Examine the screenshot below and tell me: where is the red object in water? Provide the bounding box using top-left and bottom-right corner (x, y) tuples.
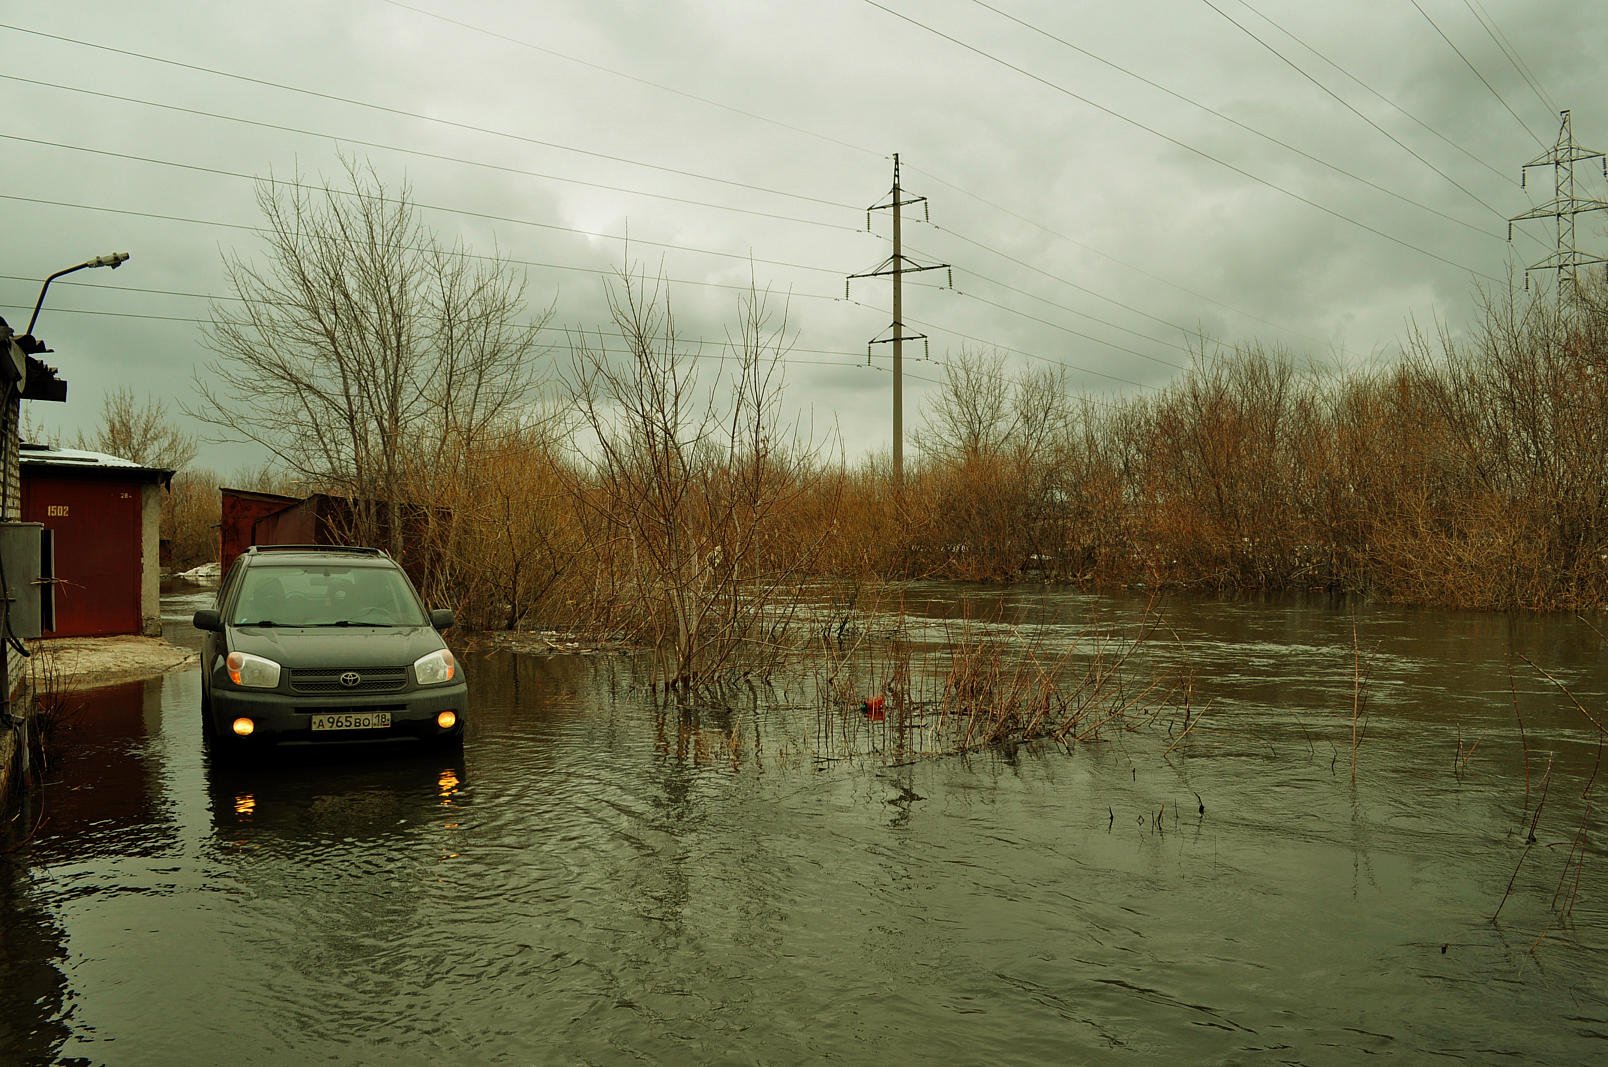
(861, 694), (886, 721)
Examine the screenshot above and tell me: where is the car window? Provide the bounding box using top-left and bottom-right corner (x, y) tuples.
(229, 564), (428, 627)
(216, 558), (244, 608)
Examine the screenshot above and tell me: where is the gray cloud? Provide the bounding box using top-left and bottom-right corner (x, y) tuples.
(4, 0), (1602, 471)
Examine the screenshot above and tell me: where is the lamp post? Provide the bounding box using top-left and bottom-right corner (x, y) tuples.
(25, 251), (130, 336)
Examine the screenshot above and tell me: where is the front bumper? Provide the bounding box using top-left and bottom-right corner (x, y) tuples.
(207, 671), (468, 745)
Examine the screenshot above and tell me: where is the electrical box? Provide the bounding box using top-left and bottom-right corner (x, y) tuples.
(0, 521), (54, 639)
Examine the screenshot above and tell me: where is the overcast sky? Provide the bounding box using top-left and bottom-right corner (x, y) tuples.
(4, 0), (1605, 473)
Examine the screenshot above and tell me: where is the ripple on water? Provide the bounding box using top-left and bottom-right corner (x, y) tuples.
(4, 594), (1607, 1063)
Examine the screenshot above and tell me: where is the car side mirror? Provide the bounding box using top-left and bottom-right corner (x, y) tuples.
(193, 608), (222, 632)
(429, 608), (455, 631)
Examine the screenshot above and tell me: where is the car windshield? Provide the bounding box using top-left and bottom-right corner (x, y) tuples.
(229, 564), (428, 627)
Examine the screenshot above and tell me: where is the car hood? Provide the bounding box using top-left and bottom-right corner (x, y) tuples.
(227, 625), (447, 669)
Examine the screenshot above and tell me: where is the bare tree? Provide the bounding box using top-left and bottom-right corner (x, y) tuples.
(193, 157), (549, 567)
(918, 347), (1013, 462)
(75, 387), (197, 470)
(565, 267), (828, 688)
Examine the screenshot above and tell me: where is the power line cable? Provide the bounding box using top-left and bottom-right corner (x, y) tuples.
(909, 228), (1218, 351)
(1198, 0), (1514, 223)
(900, 240), (1193, 366)
(0, 299), (887, 374)
(7, 73), (1229, 369)
(377, 0), (1360, 371)
(902, 308), (1158, 390)
(0, 75), (858, 234)
(1, 134), (849, 278)
(927, 253), (1197, 358)
(0, 193), (851, 302)
(1405, 0), (1546, 148)
(0, 22), (856, 213)
(2, 84), (1236, 376)
(902, 163), (1342, 354)
(845, 296), (1160, 390)
(947, 287), (1188, 371)
(0, 275), (883, 362)
(1466, 0), (1556, 115)
(2, 22), (1385, 379)
(971, 0), (1502, 238)
(387, 0), (1476, 373)
(859, 1), (1502, 283)
(1229, 0), (1514, 184)
(1, 192), (1187, 386)
(7, 71), (1237, 377)
(374, 0), (882, 160)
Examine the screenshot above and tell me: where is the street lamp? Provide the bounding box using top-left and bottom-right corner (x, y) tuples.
(25, 251), (131, 335)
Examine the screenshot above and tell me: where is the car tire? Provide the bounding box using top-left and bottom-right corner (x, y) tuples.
(201, 690), (217, 743)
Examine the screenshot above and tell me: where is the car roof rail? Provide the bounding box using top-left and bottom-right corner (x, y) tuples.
(244, 544), (391, 558)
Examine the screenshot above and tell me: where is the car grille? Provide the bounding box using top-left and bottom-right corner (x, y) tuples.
(289, 666), (409, 694)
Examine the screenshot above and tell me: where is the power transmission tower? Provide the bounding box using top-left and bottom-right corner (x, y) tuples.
(847, 154), (951, 484)
(1509, 109), (1608, 304)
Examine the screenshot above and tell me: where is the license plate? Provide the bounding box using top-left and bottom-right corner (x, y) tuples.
(311, 712), (393, 731)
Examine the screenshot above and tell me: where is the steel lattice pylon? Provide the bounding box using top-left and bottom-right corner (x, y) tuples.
(1510, 110), (1608, 302)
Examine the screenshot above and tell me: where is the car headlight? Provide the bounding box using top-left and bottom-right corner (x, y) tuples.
(226, 651), (282, 688)
(414, 648), (456, 686)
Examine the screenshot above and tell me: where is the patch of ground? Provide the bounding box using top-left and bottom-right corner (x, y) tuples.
(28, 636), (197, 692)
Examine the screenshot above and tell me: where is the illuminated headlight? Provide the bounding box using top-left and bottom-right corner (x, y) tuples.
(226, 651), (281, 688)
(414, 648), (456, 686)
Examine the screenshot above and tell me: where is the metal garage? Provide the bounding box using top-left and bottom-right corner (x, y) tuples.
(20, 445), (173, 637)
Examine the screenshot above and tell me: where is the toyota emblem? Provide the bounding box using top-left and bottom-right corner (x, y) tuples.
(339, 671), (362, 688)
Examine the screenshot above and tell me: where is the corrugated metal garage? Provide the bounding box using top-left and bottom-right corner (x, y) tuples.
(219, 489), (445, 592)
(20, 445), (173, 637)
(218, 487), (300, 575)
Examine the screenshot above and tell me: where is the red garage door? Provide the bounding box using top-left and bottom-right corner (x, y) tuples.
(22, 475), (142, 637)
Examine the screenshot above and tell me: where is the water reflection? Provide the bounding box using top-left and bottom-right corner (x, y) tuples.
(205, 748), (468, 842)
(0, 590), (1605, 1062)
(0, 872), (70, 1064)
(20, 678), (176, 867)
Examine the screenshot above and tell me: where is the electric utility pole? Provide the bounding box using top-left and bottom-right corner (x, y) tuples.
(847, 154), (950, 485)
(1509, 109), (1608, 305)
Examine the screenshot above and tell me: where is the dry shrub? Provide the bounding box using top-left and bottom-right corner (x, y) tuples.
(823, 605), (1172, 761)
(561, 269), (831, 687)
(433, 423), (580, 631)
(164, 467), (221, 570)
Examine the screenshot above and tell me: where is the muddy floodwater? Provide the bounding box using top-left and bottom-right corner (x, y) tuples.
(3, 586), (1606, 1063)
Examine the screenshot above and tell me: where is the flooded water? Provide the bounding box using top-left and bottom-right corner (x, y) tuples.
(3, 587), (1606, 1063)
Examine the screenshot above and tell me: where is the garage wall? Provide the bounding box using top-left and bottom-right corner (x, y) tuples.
(22, 473), (142, 638)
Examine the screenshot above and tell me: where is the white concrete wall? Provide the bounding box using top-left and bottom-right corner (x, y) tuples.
(142, 482), (162, 636)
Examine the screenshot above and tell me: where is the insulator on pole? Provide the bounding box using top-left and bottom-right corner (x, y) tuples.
(923, 338), (930, 360)
(844, 280), (850, 299)
(946, 268), (954, 289)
